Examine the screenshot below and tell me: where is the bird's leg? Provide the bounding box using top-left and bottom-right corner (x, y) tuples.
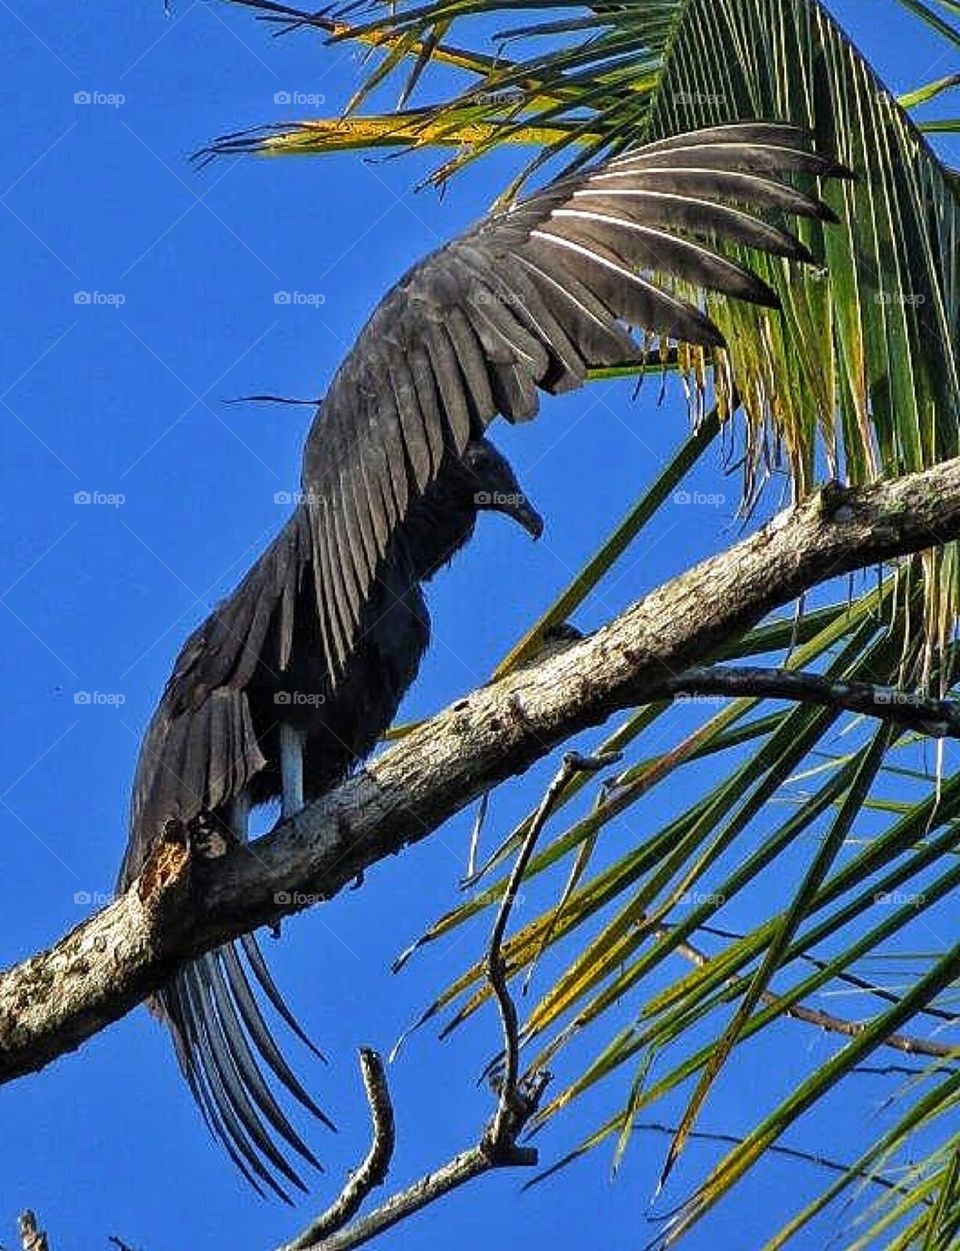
(228, 790), (251, 843)
(276, 726), (307, 939)
(279, 722), (307, 819)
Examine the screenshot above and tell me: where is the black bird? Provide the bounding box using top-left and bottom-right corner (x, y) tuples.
(118, 122), (849, 1198)
(118, 441), (541, 1199)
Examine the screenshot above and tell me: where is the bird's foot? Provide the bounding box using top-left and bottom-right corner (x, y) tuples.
(188, 816), (229, 861)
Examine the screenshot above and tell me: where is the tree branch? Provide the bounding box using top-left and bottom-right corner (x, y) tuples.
(483, 751), (617, 1157)
(4, 463), (960, 1084)
(662, 665), (960, 735)
(284, 754), (607, 1251)
(282, 1049), (396, 1251)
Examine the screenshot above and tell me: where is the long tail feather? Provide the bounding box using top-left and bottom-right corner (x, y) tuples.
(241, 933), (329, 1063)
(157, 945), (331, 1198)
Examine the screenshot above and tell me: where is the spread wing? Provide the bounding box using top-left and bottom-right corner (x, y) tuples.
(120, 506), (311, 887)
(120, 508), (333, 1203)
(301, 122), (847, 680)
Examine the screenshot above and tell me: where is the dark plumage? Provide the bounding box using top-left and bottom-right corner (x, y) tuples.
(119, 442), (540, 1200)
(119, 122), (849, 1198)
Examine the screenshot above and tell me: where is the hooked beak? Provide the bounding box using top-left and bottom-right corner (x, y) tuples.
(505, 494), (544, 541)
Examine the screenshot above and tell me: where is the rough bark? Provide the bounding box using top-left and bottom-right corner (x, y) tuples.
(2, 462), (960, 1084)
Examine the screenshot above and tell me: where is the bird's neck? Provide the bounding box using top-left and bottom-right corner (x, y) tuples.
(398, 495), (478, 583)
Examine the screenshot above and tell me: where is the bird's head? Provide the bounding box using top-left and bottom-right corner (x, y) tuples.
(405, 437), (544, 582)
(455, 438), (544, 539)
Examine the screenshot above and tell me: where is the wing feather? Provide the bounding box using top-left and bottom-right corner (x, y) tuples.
(529, 228), (726, 345)
(609, 140), (844, 177)
(545, 210), (781, 305)
(570, 189), (814, 259)
(297, 125), (845, 675)
(408, 342), (446, 470)
(446, 306), (499, 426)
(387, 349), (432, 492)
(458, 244), (586, 391)
(422, 322), (473, 450)
(588, 166), (838, 219)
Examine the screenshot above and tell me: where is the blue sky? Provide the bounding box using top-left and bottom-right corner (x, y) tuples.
(1, 2), (958, 1249)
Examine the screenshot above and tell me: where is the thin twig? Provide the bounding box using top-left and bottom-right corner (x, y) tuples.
(672, 930), (958, 1060)
(521, 777), (617, 995)
(852, 1064), (930, 1078)
(628, 1123), (915, 1199)
(663, 666), (960, 738)
(527, 1121), (924, 1207)
(484, 750), (620, 1154)
(460, 662), (951, 894)
(301, 1144), (521, 1251)
(281, 1049), (396, 1251)
(701, 922), (959, 1026)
